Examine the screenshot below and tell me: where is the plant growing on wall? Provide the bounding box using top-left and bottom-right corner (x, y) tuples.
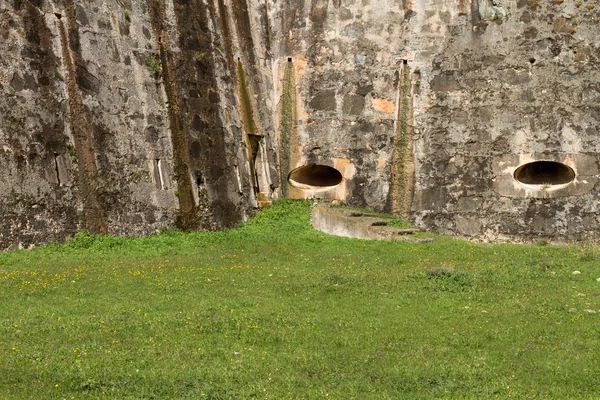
(146, 54), (162, 76)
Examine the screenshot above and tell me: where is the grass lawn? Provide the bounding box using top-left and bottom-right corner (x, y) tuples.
(1, 200), (600, 399)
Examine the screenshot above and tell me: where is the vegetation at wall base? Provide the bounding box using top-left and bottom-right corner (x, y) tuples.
(1, 200), (600, 399)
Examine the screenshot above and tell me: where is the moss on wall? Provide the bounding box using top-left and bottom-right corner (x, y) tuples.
(237, 61), (258, 137)
(58, 4), (107, 233)
(237, 61), (259, 191)
(148, 0), (197, 230)
(279, 61), (295, 197)
(388, 64), (415, 218)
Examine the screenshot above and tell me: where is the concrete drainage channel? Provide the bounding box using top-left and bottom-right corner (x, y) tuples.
(310, 204), (432, 243)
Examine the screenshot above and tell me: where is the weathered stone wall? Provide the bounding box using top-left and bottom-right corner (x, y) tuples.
(268, 0), (600, 242)
(0, 0), (268, 249)
(270, 1), (408, 209)
(409, 0), (600, 241)
(1, 0), (599, 248)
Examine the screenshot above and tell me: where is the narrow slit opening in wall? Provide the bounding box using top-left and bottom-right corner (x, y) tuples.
(157, 159), (165, 189)
(195, 171), (204, 187)
(53, 152), (61, 185)
(247, 134), (263, 192)
(153, 159), (165, 190)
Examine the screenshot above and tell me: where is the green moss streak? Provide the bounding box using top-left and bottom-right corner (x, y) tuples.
(237, 62), (257, 137)
(237, 61), (259, 190)
(148, 0), (196, 229)
(279, 62), (295, 197)
(391, 65), (414, 218)
(57, 7), (107, 233)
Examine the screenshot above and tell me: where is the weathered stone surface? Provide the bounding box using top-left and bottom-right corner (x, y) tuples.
(342, 94), (364, 116)
(310, 90), (337, 112)
(1, 0), (599, 248)
(311, 205), (428, 242)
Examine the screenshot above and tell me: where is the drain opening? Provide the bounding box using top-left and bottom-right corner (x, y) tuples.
(514, 161), (575, 186)
(288, 164), (343, 189)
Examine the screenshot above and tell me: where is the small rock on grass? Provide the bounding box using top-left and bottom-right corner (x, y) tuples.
(572, 271), (581, 275)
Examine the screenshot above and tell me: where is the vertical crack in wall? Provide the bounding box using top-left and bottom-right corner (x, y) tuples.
(280, 0), (299, 56)
(471, 0), (480, 25)
(147, 0), (196, 229)
(278, 60), (296, 197)
(232, 0), (258, 69)
(216, 0), (235, 68)
(21, 2), (68, 182)
(388, 63), (415, 218)
(150, 0), (244, 229)
(310, 0), (329, 32)
(53, 153), (61, 185)
(262, 0), (272, 55)
(231, 0), (279, 196)
(237, 61), (259, 193)
(56, 5), (107, 233)
(458, 0), (471, 15)
(209, 1), (255, 204)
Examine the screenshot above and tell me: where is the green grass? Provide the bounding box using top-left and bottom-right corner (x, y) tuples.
(1, 200), (600, 398)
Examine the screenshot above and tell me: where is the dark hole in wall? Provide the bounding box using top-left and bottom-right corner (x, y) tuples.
(288, 57), (292, 62)
(514, 161), (575, 185)
(288, 164), (343, 188)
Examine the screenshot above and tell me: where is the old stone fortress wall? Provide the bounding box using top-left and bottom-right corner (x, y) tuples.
(0, 0), (598, 249)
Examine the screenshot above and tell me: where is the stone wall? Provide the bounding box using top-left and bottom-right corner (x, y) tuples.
(0, 0), (267, 249)
(410, 0), (600, 241)
(0, 0), (599, 248)
(268, 0), (600, 242)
